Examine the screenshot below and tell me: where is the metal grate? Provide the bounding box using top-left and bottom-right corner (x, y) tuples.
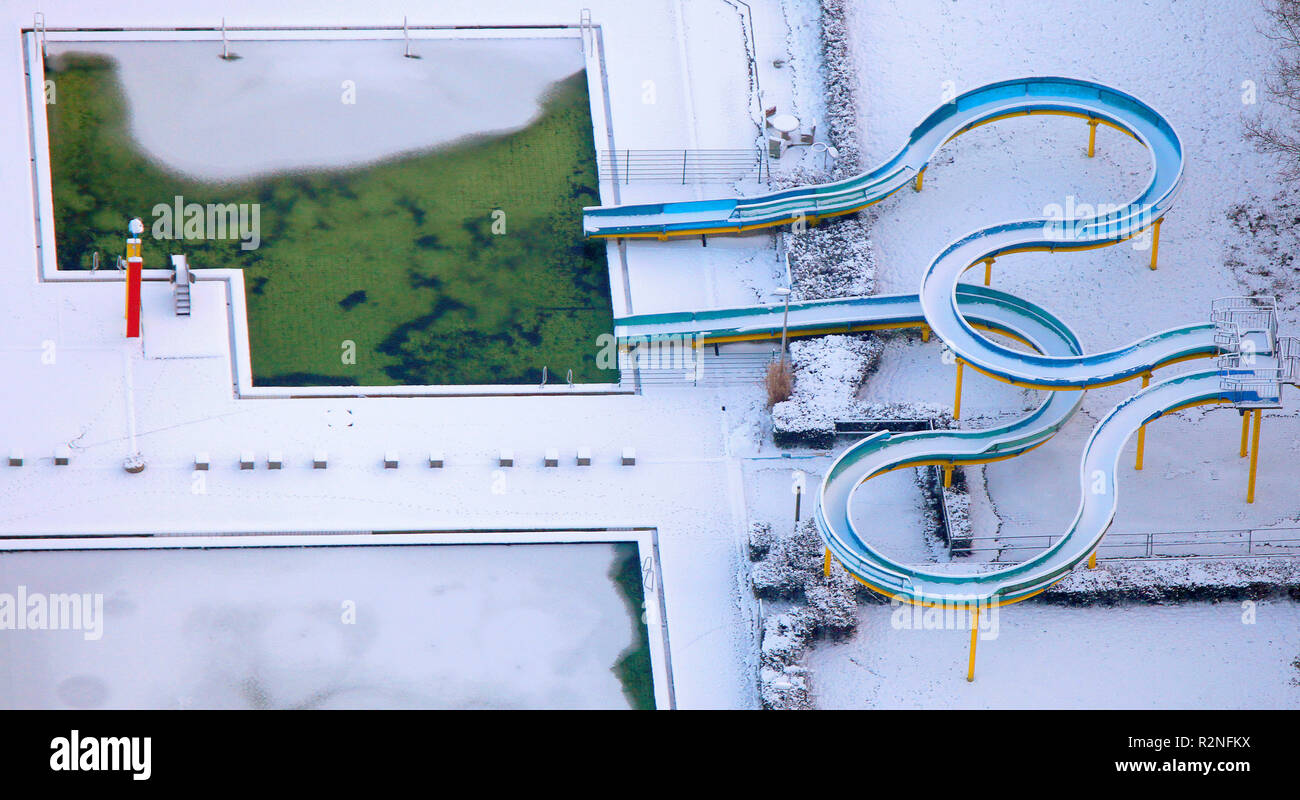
(597, 148), (769, 184)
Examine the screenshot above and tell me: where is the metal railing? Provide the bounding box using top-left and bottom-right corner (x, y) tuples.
(597, 148), (770, 184)
(632, 347), (779, 387)
(1219, 376), (1283, 408)
(1278, 336), (1300, 383)
(834, 418), (934, 434)
(1212, 296), (1278, 353)
(960, 527), (1300, 561)
(1211, 295), (1276, 321)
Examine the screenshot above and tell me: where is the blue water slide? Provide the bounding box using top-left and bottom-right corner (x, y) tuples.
(591, 78), (1240, 607)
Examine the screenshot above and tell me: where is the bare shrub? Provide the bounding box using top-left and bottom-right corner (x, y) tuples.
(1246, 0), (1300, 176)
(765, 358), (794, 408)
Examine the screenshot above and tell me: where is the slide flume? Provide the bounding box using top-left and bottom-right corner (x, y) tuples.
(589, 77), (1241, 607)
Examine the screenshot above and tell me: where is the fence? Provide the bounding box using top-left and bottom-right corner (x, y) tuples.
(961, 527), (1300, 562)
(597, 148), (770, 184)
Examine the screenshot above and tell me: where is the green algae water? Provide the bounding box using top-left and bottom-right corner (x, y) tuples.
(610, 543), (655, 710)
(45, 48), (615, 386)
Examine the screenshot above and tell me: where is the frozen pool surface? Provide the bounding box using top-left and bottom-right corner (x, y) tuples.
(0, 542), (643, 709)
(46, 37), (586, 181)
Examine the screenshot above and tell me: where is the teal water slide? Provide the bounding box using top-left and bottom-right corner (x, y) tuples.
(588, 77), (1283, 607)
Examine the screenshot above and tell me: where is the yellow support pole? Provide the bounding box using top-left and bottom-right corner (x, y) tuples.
(1087, 119), (1098, 157)
(983, 258), (994, 286)
(1149, 218), (1162, 271)
(921, 326), (930, 343)
(1239, 411), (1250, 458)
(914, 169), (925, 192)
(943, 464), (953, 488)
(953, 359), (964, 420)
(966, 604), (979, 682)
(1247, 409), (1262, 503)
(823, 547), (832, 578)
(1135, 373), (1151, 470)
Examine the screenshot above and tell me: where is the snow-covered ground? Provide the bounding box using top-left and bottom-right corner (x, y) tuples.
(847, 467), (935, 564)
(0, 542), (641, 709)
(808, 600), (1300, 709)
(768, 0), (1300, 708)
(844, 0), (1300, 557)
(858, 333), (1036, 420)
(984, 403), (1300, 541)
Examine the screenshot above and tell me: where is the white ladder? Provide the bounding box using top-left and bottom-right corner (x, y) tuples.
(171, 254), (193, 316)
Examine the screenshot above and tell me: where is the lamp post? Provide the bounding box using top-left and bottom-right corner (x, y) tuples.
(772, 287), (791, 364)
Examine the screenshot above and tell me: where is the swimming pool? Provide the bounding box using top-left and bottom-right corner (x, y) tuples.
(39, 32), (616, 387)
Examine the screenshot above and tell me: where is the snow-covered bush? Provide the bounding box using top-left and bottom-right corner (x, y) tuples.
(752, 520), (868, 708)
(752, 520), (865, 625)
(803, 576), (859, 638)
(748, 521), (776, 561)
(752, 550), (805, 599)
(818, 0), (863, 177)
(751, 519), (818, 600)
(772, 334), (883, 447)
(1046, 556), (1300, 605)
(851, 399), (953, 424)
(785, 217), (877, 300)
(759, 664), (813, 710)
(757, 611), (815, 710)
(760, 608), (816, 667)
(942, 482), (973, 553)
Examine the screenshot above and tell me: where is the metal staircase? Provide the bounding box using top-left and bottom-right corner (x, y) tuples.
(171, 255), (193, 316)
(1214, 296), (1287, 408)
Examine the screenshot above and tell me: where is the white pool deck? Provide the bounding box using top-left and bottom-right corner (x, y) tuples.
(0, 0), (795, 708)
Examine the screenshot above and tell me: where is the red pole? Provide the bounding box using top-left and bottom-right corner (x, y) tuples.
(125, 260), (142, 337)
(126, 235), (142, 338)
